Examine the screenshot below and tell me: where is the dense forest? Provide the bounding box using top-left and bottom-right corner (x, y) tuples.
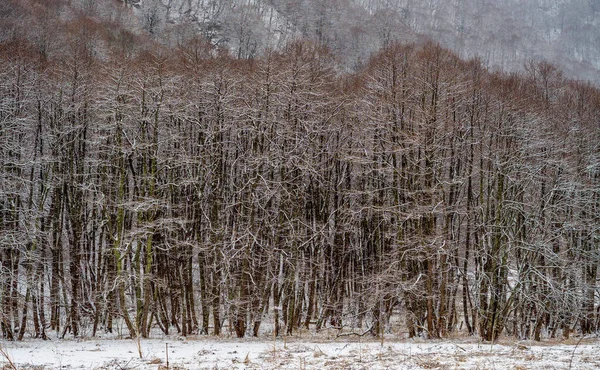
(1, 0), (600, 343)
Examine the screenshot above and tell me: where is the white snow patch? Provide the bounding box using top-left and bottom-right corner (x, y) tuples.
(1, 336), (600, 369)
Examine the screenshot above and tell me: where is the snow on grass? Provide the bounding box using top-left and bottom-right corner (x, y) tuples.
(2, 335), (600, 369)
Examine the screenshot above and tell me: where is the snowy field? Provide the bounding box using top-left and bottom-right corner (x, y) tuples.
(2, 335), (600, 369)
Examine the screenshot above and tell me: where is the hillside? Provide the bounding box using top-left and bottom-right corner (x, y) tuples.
(128, 0), (600, 82)
(3, 0), (599, 83)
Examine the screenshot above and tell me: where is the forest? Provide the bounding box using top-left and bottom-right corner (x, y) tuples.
(1, 0), (600, 344)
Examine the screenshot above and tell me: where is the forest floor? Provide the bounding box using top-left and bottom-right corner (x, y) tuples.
(2, 334), (600, 369)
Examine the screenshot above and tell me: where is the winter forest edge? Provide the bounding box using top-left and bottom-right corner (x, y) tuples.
(1, 0), (600, 345)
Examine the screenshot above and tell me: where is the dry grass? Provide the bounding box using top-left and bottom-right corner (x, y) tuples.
(158, 365), (187, 370)
(147, 357), (162, 364)
(414, 356), (449, 369)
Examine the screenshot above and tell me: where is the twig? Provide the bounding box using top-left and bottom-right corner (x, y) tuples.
(166, 343), (169, 370)
(568, 335), (586, 370)
(454, 344), (467, 352)
(0, 345), (18, 370)
(135, 333), (143, 359)
(110, 358), (133, 370)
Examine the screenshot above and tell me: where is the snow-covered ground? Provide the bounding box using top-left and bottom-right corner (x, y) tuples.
(2, 335), (600, 369)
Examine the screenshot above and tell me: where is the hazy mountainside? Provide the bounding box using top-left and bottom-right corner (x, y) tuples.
(4, 0), (597, 81)
(389, 0), (600, 82)
(130, 0), (600, 82)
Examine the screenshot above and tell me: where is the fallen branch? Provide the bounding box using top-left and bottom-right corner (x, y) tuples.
(335, 326), (374, 338)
